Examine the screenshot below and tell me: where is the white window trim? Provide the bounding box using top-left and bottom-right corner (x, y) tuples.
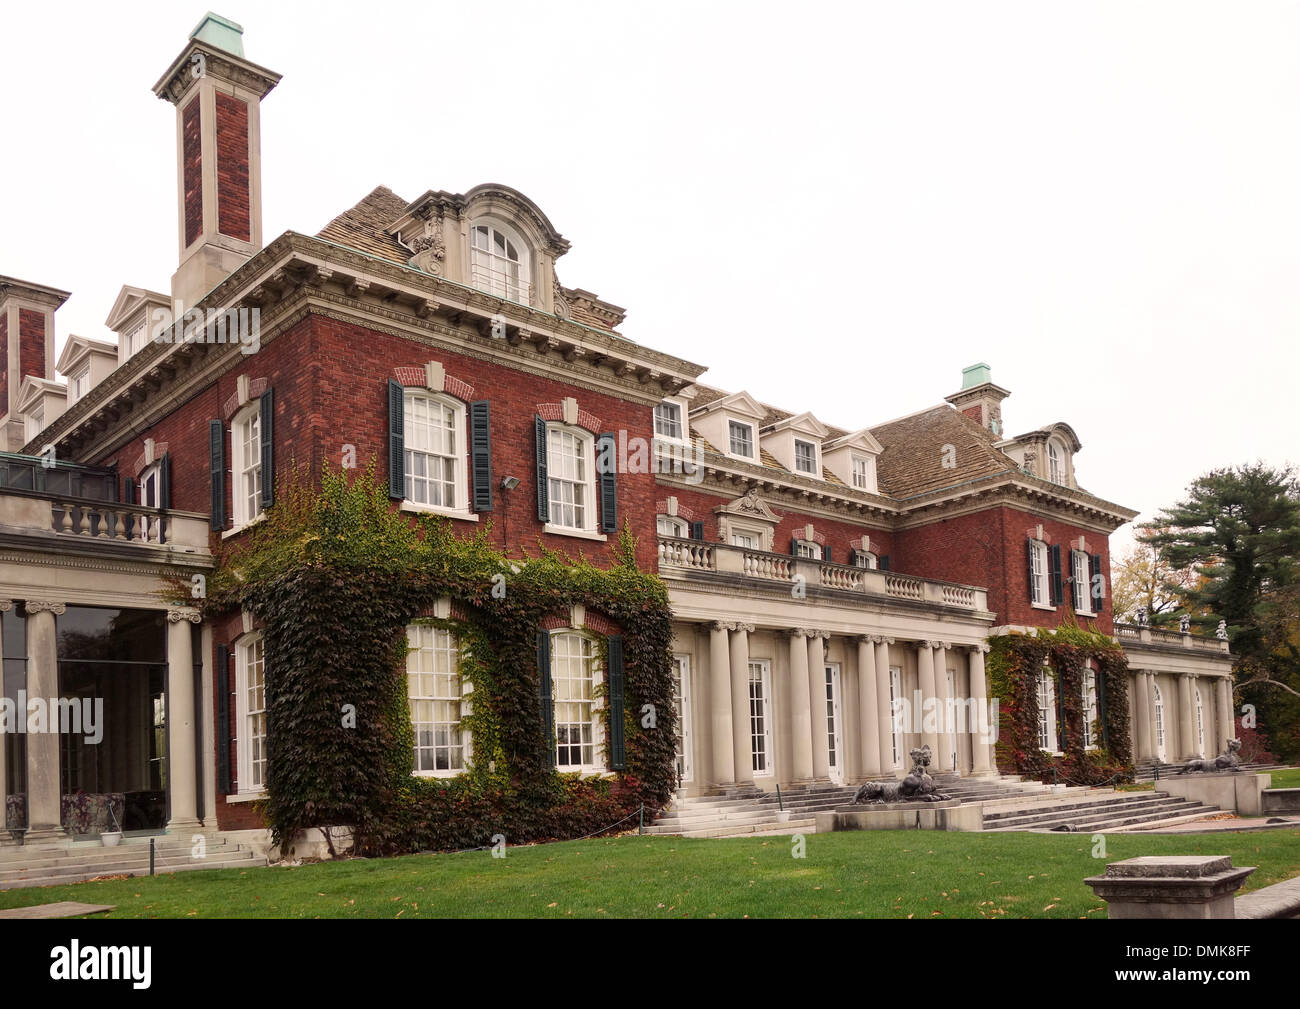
(854, 550), (878, 569)
(673, 654), (693, 783)
(1047, 439), (1065, 485)
(748, 659), (774, 777)
(407, 622), (471, 778)
(69, 369), (90, 403)
(726, 419), (756, 460)
(230, 400), (264, 531)
(653, 397), (690, 444)
(1082, 668), (1098, 750)
(1072, 549), (1093, 614)
(469, 218), (532, 304)
(1037, 666), (1060, 754)
(888, 666), (904, 769)
(550, 630), (605, 774)
(1030, 539), (1054, 611)
(793, 437), (820, 476)
(544, 422), (601, 537)
(234, 633), (267, 798)
(402, 389), (474, 519)
(850, 453), (877, 493)
(727, 520), (768, 551)
(793, 539), (821, 559)
(657, 514), (688, 537)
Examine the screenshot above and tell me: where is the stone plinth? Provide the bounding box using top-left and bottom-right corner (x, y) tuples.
(814, 800), (983, 833)
(1158, 772), (1269, 815)
(1084, 856), (1256, 919)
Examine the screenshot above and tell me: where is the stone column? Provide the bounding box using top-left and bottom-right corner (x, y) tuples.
(1177, 673), (1195, 760)
(968, 644), (994, 776)
(787, 630), (814, 784)
(856, 637), (881, 778)
(934, 641), (954, 773)
(708, 622), (735, 789)
(808, 632), (830, 781)
(729, 623), (754, 786)
(24, 601), (64, 842)
(166, 608), (203, 831)
(1216, 676), (1234, 751)
(1133, 670), (1152, 761)
(917, 640), (939, 757)
(0, 600), (9, 833)
(874, 637), (895, 774)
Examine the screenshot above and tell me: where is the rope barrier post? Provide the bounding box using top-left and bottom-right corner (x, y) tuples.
(776, 783), (783, 812)
(149, 837), (155, 877)
(638, 804), (644, 835)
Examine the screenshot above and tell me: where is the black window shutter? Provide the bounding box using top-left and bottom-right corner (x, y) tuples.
(1056, 670), (1065, 746)
(879, 554), (890, 571)
(123, 476), (136, 506)
(159, 452), (172, 511)
(597, 432), (617, 533)
(822, 545), (832, 563)
(534, 416), (549, 522)
(216, 644), (232, 793)
(470, 400), (493, 512)
(209, 419), (225, 531)
(1097, 668), (1109, 750)
(1090, 553), (1103, 613)
(259, 388), (274, 509)
(1026, 539), (1036, 603)
(387, 379), (405, 499)
(689, 521), (704, 540)
(607, 635), (626, 770)
(1049, 544), (1063, 607)
(536, 630), (554, 769)
(790, 537), (798, 556)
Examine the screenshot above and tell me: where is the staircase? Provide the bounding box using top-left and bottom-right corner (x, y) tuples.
(1133, 759), (1289, 782)
(981, 790), (1221, 832)
(0, 833), (267, 890)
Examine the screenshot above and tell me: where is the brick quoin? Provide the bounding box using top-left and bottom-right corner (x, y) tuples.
(214, 93), (251, 242)
(182, 97), (202, 247)
(18, 309), (45, 385)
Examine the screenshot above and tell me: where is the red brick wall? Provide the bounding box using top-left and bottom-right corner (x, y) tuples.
(215, 93), (251, 242)
(182, 98), (203, 248)
(18, 308), (45, 382)
(896, 504), (1111, 631)
(0, 313), (8, 416)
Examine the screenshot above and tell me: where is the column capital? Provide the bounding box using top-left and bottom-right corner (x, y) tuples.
(921, 639), (944, 650)
(874, 636), (894, 645)
(167, 607), (202, 624)
(935, 640), (953, 650)
(732, 622), (755, 634)
(968, 643), (991, 654)
(806, 629), (830, 640)
(0, 600), (12, 612)
(709, 620), (730, 633)
(25, 600), (65, 615)
(789, 627), (810, 639)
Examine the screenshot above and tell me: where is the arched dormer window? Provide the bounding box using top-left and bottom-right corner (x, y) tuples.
(1047, 440), (1065, 485)
(470, 221), (530, 303)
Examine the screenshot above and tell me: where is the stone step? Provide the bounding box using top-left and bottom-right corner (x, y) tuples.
(986, 798), (1216, 832)
(985, 795), (1198, 829)
(999, 804), (1222, 834)
(983, 790), (1189, 821)
(658, 818), (818, 839)
(0, 843), (245, 875)
(0, 838), (238, 867)
(0, 855), (266, 891)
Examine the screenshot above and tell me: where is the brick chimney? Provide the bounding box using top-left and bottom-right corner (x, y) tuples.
(0, 276), (69, 450)
(152, 13), (281, 310)
(944, 362), (1010, 436)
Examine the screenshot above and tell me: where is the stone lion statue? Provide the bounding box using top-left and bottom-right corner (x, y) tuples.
(852, 744), (951, 803)
(1177, 738), (1242, 774)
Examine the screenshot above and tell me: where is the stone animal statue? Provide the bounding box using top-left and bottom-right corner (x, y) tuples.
(1177, 738), (1242, 774)
(852, 744), (950, 803)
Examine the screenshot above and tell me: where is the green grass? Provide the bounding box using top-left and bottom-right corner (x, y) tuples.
(1, 829), (1297, 919)
(1262, 767), (1300, 789)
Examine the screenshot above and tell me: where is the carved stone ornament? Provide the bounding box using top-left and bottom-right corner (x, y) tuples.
(553, 276), (571, 319)
(1177, 738), (1242, 775)
(409, 213), (446, 276)
(167, 608), (203, 624)
(24, 601), (66, 615)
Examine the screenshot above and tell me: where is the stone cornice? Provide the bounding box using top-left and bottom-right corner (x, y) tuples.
(153, 41), (281, 104)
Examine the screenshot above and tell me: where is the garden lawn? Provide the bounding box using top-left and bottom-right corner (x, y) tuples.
(1262, 767), (1300, 789)
(0, 829), (1296, 919)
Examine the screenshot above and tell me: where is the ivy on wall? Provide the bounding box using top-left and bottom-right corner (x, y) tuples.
(987, 624), (1133, 785)
(194, 464), (677, 854)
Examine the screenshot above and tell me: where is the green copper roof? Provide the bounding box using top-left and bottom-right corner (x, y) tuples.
(961, 362), (992, 389)
(190, 12), (245, 57)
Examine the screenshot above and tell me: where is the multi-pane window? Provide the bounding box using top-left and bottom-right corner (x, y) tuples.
(748, 661), (772, 775)
(672, 655), (692, 783)
(404, 392), (460, 509)
(851, 454), (875, 491)
(1072, 550), (1092, 613)
(1030, 540), (1050, 606)
(547, 427), (592, 530)
(70, 370), (89, 403)
(25, 404), (44, 442)
(1082, 668), (1098, 749)
(657, 515), (687, 537)
(233, 404), (263, 526)
(728, 421), (754, 458)
(1048, 441), (1064, 484)
(731, 530), (758, 549)
(407, 624), (466, 775)
(654, 401), (683, 440)
(470, 222), (528, 302)
(824, 665), (840, 779)
(888, 666), (903, 768)
(1036, 667), (1057, 751)
(854, 551), (878, 569)
(238, 636), (267, 792)
(1195, 686), (1205, 756)
(552, 633), (599, 769)
(794, 439), (818, 474)
(1153, 683), (1166, 758)
(794, 540), (820, 559)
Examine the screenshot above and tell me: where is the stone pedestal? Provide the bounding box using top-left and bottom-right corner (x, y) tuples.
(1158, 771), (1268, 815)
(815, 799), (982, 833)
(1084, 856), (1256, 919)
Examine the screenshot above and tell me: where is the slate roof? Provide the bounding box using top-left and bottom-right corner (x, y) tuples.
(316, 186), (411, 265)
(868, 405), (1016, 499)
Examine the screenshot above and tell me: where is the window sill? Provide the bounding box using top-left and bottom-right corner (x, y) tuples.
(543, 524), (607, 542)
(400, 501), (479, 522)
(221, 512), (268, 539)
(1031, 602), (1056, 612)
(225, 791), (267, 804)
(412, 769), (469, 779)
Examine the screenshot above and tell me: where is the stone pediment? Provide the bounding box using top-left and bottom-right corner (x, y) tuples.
(713, 487), (780, 525)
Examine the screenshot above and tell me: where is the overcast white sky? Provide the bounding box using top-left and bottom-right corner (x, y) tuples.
(2, 1), (1297, 552)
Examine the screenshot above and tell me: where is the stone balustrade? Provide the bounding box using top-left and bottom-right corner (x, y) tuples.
(0, 491), (210, 554)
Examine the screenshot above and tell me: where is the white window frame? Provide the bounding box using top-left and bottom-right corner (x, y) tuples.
(544, 423), (599, 536)
(24, 403), (44, 442)
(794, 539), (820, 559)
(70, 369), (90, 403)
(1072, 550), (1093, 614)
(793, 438), (819, 476)
(653, 398), (688, 443)
(824, 662), (843, 785)
(657, 514), (688, 537)
(551, 631), (603, 772)
(469, 220), (531, 303)
(672, 654), (693, 783)
(1194, 686), (1205, 757)
(1037, 666), (1059, 753)
(728, 521), (766, 550)
(402, 390), (471, 518)
(727, 419), (755, 460)
(1153, 682), (1166, 761)
(231, 401), (264, 529)
(1082, 667), (1098, 750)
(854, 550), (878, 569)
(1047, 440), (1064, 485)
(1030, 539), (1052, 609)
(851, 453), (876, 492)
(139, 461), (163, 509)
(407, 623), (470, 777)
(235, 634), (267, 796)
(888, 666), (903, 768)
(748, 659), (773, 777)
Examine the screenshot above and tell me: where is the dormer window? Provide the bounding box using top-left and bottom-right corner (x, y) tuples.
(1047, 440), (1064, 485)
(793, 439), (818, 475)
(728, 420), (755, 459)
(470, 222), (530, 303)
(654, 400), (684, 441)
(851, 454), (875, 492)
(24, 403), (44, 442)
